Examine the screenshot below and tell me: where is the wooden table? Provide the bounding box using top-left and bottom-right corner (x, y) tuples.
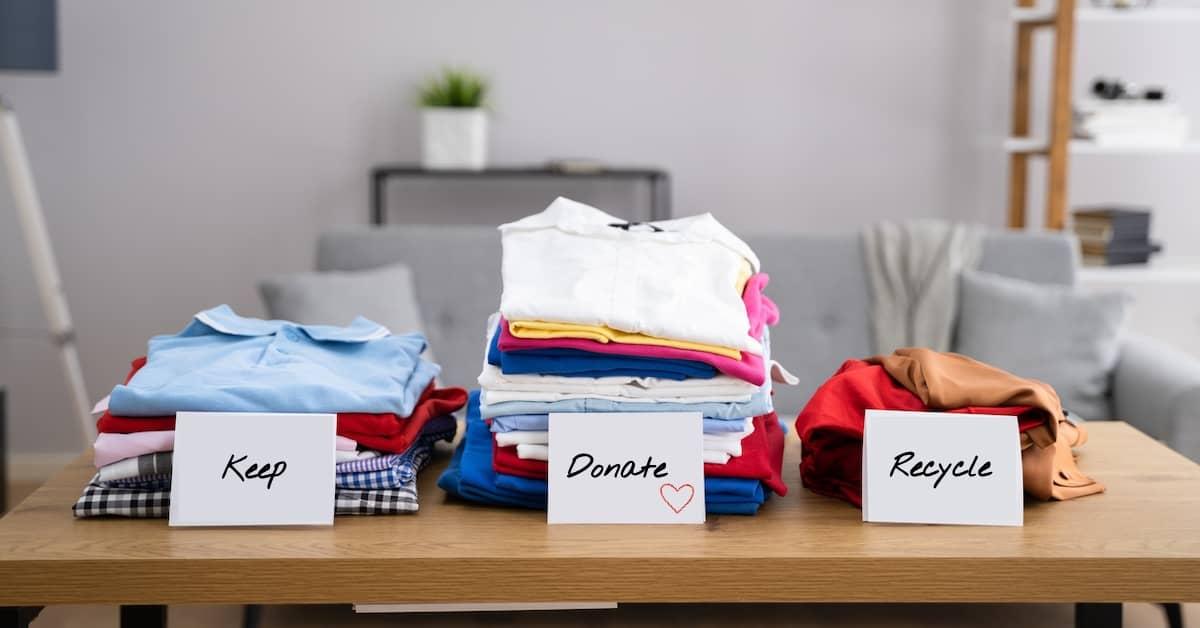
(0, 422), (1197, 628)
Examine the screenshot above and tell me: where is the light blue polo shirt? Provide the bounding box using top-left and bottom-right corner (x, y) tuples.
(108, 305), (440, 417)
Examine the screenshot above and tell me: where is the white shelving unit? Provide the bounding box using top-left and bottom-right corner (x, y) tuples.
(1004, 138), (1200, 154)
(1006, 1), (1200, 228)
(1012, 3), (1200, 23)
(1076, 7), (1200, 21)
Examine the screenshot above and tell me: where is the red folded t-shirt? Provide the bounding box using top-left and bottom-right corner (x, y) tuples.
(491, 412), (788, 496)
(492, 440), (548, 480)
(703, 413), (788, 496)
(794, 359), (1044, 507)
(96, 357), (467, 454)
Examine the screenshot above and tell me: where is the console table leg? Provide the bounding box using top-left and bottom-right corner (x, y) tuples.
(371, 172), (386, 226)
(120, 604), (167, 628)
(1076, 602), (1122, 628)
(0, 607), (41, 628)
(1161, 602), (1184, 628)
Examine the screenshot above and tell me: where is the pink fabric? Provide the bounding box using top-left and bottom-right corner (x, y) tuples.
(743, 273), (779, 340)
(94, 431), (358, 468)
(93, 430), (175, 468)
(497, 273), (780, 386)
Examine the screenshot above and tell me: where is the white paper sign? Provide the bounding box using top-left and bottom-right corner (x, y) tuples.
(862, 410), (1023, 527)
(169, 412), (336, 527)
(547, 412), (705, 524)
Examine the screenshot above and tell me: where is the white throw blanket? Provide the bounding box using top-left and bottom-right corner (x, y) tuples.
(862, 220), (983, 354)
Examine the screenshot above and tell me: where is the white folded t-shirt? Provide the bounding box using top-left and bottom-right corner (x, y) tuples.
(498, 197), (763, 354)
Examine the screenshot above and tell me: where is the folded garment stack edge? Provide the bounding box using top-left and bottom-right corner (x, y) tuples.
(439, 197), (795, 515)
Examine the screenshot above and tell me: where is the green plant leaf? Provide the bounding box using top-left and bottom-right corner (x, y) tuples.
(417, 67), (488, 108)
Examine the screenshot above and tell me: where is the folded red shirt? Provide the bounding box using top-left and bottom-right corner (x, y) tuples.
(491, 412), (788, 496)
(96, 357), (467, 454)
(704, 413), (788, 496)
(794, 359), (1044, 507)
(492, 440), (548, 480)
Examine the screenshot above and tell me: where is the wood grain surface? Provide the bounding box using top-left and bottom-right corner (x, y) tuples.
(0, 422), (1196, 606)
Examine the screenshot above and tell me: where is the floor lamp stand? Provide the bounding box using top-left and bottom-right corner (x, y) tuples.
(0, 95), (94, 447)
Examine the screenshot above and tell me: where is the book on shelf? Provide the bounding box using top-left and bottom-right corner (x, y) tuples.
(1081, 239), (1162, 258)
(1072, 206), (1152, 247)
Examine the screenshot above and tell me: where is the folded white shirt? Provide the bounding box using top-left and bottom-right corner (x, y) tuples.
(499, 197), (764, 354)
(514, 443), (734, 465)
(481, 388), (752, 406)
(336, 449), (378, 463)
(498, 422), (754, 451)
(704, 450), (732, 465)
(495, 430), (549, 447)
(478, 363), (757, 399)
(703, 417), (755, 454)
(516, 443), (550, 460)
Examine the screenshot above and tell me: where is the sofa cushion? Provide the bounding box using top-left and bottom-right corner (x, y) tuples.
(954, 269), (1130, 420)
(317, 226), (501, 390)
(258, 262), (434, 363)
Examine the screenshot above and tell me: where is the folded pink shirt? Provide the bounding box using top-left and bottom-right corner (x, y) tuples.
(93, 431), (358, 468)
(498, 273), (779, 386)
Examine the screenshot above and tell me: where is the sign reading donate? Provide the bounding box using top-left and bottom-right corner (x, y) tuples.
(548, 412), (705, 524)
(863, 410), (1023, 527)
(169, 412), (336, 527)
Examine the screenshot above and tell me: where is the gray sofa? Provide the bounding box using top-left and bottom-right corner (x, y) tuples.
(315, 225), (1200, 461)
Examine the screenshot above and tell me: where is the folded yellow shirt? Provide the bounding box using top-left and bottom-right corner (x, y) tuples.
(507, 319), (743, 359)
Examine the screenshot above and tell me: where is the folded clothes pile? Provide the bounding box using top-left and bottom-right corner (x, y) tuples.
(439, 197), (794, 515)
(74, 305), (466, 518)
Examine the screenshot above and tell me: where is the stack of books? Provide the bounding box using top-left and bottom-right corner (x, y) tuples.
(1072, 207), (1162, 266)
(1074, 99), (1190, 147)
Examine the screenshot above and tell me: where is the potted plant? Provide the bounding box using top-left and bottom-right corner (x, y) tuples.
(417, 68), (489, 170)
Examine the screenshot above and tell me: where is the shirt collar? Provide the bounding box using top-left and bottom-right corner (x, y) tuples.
(498, 197), (761, 271)
(193, 305), (391, 342)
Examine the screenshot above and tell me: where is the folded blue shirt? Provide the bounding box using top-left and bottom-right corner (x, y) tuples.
(481, 329), (775, 421)
(438, 391), (546, 510)
(487, 325), (717, 380)
(109, 305), (440, 417)
(439, 391), (769, 515)
(489, 413), (751, 435)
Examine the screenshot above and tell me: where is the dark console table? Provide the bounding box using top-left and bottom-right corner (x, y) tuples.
(369, 165), (671, 225)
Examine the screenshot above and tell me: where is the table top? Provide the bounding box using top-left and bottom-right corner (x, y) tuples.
(0, 422), (1197, 606)
(371, 164), (667, 177)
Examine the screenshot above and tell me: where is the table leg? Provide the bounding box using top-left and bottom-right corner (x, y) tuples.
(243, 604), (262, 628)
(1, 388), (8, 514)
(371, 172), (386, 226)
(1161, 603), (1184, 628)
(1076, 602), (1122, 628)
(650, 174), (671, 221)
(0, 607), (41, 628)
(120, 604), (167, 628)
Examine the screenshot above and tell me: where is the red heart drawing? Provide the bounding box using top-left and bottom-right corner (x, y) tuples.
(659, 483), (695, 514)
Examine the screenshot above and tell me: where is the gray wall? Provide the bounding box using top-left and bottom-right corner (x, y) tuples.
(2, 0), (1015, 455)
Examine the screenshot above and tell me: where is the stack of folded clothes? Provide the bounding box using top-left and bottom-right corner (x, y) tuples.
(439, 197), (793, 515)
(74, 305), (466, 519)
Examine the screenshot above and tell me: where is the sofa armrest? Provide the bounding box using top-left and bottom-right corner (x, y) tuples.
(1112, 332), (1200, 461)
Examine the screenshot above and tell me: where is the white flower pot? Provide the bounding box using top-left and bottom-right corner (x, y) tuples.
(421, 108), (488, 170)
